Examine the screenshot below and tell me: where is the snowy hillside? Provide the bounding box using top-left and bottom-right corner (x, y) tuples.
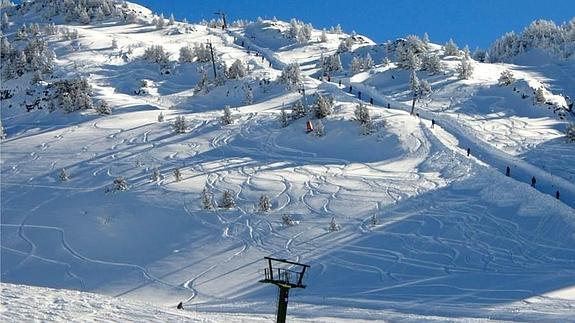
(1, 1), (575, 321)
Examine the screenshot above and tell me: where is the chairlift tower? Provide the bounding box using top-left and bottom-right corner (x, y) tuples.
(214, 11), (227, 30)
(259, 257), (310, 323)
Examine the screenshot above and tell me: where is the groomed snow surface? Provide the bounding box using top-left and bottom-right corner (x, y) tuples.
(2, 2), (575, 322)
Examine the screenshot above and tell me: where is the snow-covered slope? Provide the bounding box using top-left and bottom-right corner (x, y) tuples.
(1, 1), (575, 321)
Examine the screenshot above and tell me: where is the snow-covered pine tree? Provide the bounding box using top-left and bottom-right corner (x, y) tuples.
(228, 59), (247, 79)
(157, 112), (165, 122)
(244, 84), (253, 105)
(363, 53), (374, 70)
(113, 176), (129, 191)
(220, 190), (235, 209)
(111, 38), (118, 49)
(0, 37), (12, 59)
(349, 56), (363, 74)
(179, 46), (194, 63)
(329, 54), (343, 71)
(291, 100), (306, 119)
(370, 214), (379, 226)
(566, 123), (575, 142)
(194, 70), (209, 94)
(259, 194), (272, 212)
(142, 45), (170, 64)
(410, 70), (420, 95)
(320, 29), (328, 42)
(150, 168), (161, 182)
(279, 63), (303, 91)
(337, 37), (354, 53)
(422, 53), (442, 74)
(173, 168), (182, 181)
(444, 38), (460, 56)
(315, 119), (325, 137)
(422, 32), (430, 48)
(201, 188), (213, 209)
(381, 57), (391, 66)
(314, 93), (333, 119)
(95, 101), (112, 115)
(0, 120), (5, 139)
(535, 87), (546, 103)
(221, 106), (233, 125)
(354, 102), (371, 125)
(1, 12), (9, 30)
(498, 70), (515, 86)
(457, 57), (474, 79)
(156, 13), (165, 28)
(282, 214), (294, 226)
(463, 45), (471, 59)
(173, 115), (187, 133)
(168, 13), (175, 25)
(279, 110), (289, 127)
(420, 79), (432, 95)
(328, 217), (341, 231)
(59, 168), (70, 182)
(333, 24), (343, 34)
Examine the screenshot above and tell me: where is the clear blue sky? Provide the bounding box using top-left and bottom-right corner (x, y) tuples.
(135, 0), (573, 49)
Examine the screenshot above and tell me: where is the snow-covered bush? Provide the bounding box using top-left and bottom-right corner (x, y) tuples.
(142, 45), (170, 64)
(282, 214), (295, 226)
(173, 116), (187, 133)
(220, 190), (235, 209)
(535, 87), (546, 103)
(221, 106), (233, 125)
(228, 59), (247, 79)
(179, 46), (194, 63)
(278, 63), (303, 91)
(457, 57), (474, 79)
(498, 70), (515, 86)
(193, 43), (212, 62)
(314, 93), (333, 119)
(259, 194), (272, 212)
(565, 123), (575, 142)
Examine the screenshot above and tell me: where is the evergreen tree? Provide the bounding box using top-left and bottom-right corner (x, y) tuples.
(349, 56), (363, 74)
(422, 53), (442, 74)
(244, 84), (253, 105)
(279, 110), (289, 127)
(0, 119), (5, 140)
(150, 168), (161, 182)
(142, 45), (170, 64)
(337, 37), (354, 53)
(314, 93), (333, 119)
(168, 13), (175, 26)
(1, 12), (9, 30)
(420, 79), (432, 95)
(95, 101), (112, 115)
(498, 70), (515, 86)
(363, 53), (374, 70)
(354, 102), (371, 125)
(173, 168), (182, 181)
(444, 38), (460, 56)
(381, 57), (391, 66)
(333, 24), (343, 34)
(279, 63), (303, 91)
(320, 29), (328, 42)
(259, 194), (272, 212)
(565, 123), (575, 142)
(328, 217), (341, 231)
(111, 38), (118, 49)
(173, 115), (187, 133)
(422, 32), (430, 48)
(156, 13), (165, 28)
(457, 57), (474, 79)
(201, 188), (213, 209)
(228, 59), (247, 79)
(410, 70), (420, 95)
(290, 100), (306, 119)
(221, 106), (233, 125)
(220, 190), (235, 209)
(535, 87), (546, 103)
(113, 176), (129, 191)
(179, 46), (194, 63)
(59, 168), (70, 182)
(463, 45), (471, 59)
(157, 112), (165, 122)
(315, 119), (325, 137)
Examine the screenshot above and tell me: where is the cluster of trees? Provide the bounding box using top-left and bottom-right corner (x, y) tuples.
(201, 187), (273, 212)
(142, 45), (170, 65)
(1, 38), (54, 80)
(50, 78), (94, 113)
(287, 18), (313, 44)
(489, 19), (575, 62)
(25, 0), (119, 24)
(349, 53), (374, 74)
(319, 53), (342, 74)
(354, 102), (374, 135)
(179, 43), (212, 63)
(278, 63), (303, 91)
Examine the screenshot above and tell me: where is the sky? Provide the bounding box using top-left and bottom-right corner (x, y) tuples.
(134, 0), (574, 49)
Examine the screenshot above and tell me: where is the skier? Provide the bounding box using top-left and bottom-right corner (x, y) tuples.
(387, 103), (390, 109)
(241, 40), (244, 47)
(505, 166), (510, 177)
(177, 302), (184, 310)
(431, 119), (435, 128)
(349, 85), (352, 93)
(327, 75), (331, 82)
(306, 120), (314, 133)
(370, 98), (373, 105)
(531, 176), (536, 187)
(556, 190), (560, 200)
(358, 91), (362, 99)
(466, 148), (470, 157)
(338, 80), (342, 87)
